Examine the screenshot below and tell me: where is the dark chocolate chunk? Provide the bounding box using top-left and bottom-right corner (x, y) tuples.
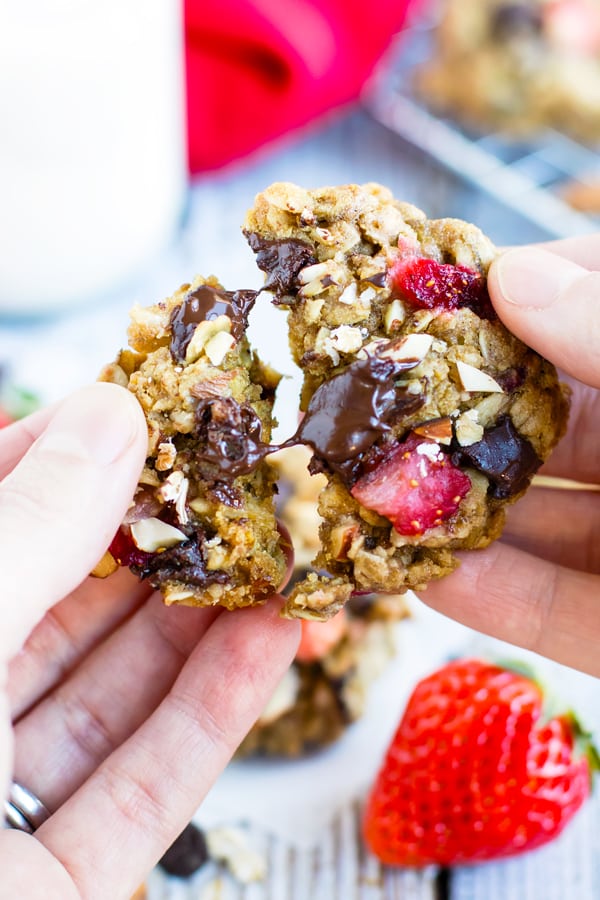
(366, 272), (387, 287)
(451, 416), (542, 499)
(491, 3), (543, 38)
(159, 823), (208, 877)
(131, 533), (229, 589)
(169, 285), (257, 362)
(245, 233), (316, 300)
(291, 355), (423, 478)
(193, 396), (272, 477)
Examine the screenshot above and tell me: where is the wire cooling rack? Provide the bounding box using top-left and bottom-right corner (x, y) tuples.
(363, 14), (600, 240)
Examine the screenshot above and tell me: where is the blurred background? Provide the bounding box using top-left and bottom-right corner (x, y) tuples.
(2, 1), (600, 897)
(3, 0), (600, 422)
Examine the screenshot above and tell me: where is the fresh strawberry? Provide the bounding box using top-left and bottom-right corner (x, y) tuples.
(363, 659), (596, 867)
(0, 406), (13, 428)
(351, 435), (471, 536)
(388, 254), (494, 319)
(295, 609), (348, 663)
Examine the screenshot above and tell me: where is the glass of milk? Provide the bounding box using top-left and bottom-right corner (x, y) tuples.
(0, 0), (187, 315)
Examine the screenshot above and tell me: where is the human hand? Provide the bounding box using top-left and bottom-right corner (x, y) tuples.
(0, 383), (299, 899)
(420, 235), (600, 677)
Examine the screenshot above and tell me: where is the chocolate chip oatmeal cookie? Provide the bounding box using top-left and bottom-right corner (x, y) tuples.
(244, 182), (569, 620)
(415, 0), (600, 141)
(98, 275), (287, 609)
(97, 183), (568, 619)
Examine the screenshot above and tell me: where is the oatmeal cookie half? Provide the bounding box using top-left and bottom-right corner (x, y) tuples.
(244, 181), (569, 619)
(98, 275), (286, 609)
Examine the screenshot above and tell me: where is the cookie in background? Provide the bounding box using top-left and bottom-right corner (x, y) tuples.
(415, 0), (600, 141)
(238, 445), (408, 757)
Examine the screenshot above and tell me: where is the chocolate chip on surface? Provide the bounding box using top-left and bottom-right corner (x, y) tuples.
(158, 823), (209, 877)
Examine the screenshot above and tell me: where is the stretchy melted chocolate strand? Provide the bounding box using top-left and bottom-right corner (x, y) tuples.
(169, 285), (257, 362)
(193, 396), (272, 477)
(245, 233), (316, 300)
(185, 353), (426, 483)
(131, 534), (229, 589)
(451, 416), (542, 499)
(292, 356), (423, 472)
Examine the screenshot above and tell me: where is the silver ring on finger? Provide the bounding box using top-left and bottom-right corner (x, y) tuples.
(4, 782), (50, 832)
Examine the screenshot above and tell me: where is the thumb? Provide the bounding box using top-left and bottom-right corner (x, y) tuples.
(0, 383), (146, 660)
(488, 246), (600, 388)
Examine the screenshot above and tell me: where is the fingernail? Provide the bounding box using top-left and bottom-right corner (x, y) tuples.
(36, 384), (143, 466)
(494, 247), (581, 309)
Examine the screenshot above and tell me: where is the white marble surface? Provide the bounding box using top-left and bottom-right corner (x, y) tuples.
(1, 105), (598, 899)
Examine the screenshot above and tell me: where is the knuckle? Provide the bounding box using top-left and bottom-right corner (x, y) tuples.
(53, 690), (116, 767)
(166, 687), (230, 753)
(98, 761), (175, 836)
(527, 566), (560, 655)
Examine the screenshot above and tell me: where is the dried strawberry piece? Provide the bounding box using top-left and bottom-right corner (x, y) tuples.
(388, 255), (495, 319)
(351, 434), (471, 536)
(108, 527), (152, 569)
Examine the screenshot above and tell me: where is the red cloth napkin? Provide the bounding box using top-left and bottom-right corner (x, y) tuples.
(185, 0), (413, 172)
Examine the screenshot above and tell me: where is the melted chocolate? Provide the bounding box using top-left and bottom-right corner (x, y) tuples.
(245, 233), (316, 300)
(209, 481), (243, 508)
(132, 533), (229, 589)
(193, 396), (272, 477)
(451, 416), (542, 499)
(291, 355), (423, 479)
(169, 285), (257, 362)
